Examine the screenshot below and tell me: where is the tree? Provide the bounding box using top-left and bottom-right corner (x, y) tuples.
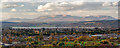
(36, 34), (43, 41)
(69, 37), (74, 41)
(2, 36), (6, 43)
(49, 36), (53, 41)
(50, 33), (54, 36)
(118, 37), (120, 42)
(58, 42), (64, 46)
(74, 40), (79, 44)
(27, 36), (33, 42)
(101, 40), (110, 44)
(59, 38), (63, 41)
(52, 41), (57, 46)
(77, 36), (88, 41)
(8, 38), (13, 42)
(73, 33), (76, 35)
(63, 36), (68, 41)
(88, 36), (97, 41)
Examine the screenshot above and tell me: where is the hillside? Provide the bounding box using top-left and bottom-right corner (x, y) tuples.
(3, 15), (117, 22)
(2, 20), (119, 28)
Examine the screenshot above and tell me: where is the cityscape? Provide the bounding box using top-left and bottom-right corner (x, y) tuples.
(1, 26), (120, 48)
(0, 0), (120, 48)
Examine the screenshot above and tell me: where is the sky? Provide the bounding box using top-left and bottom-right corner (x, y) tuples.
(0, 0), (119, 2)
(0, 0), (119, 21)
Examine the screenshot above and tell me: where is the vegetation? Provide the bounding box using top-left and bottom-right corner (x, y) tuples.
(1, 27), (120, 48)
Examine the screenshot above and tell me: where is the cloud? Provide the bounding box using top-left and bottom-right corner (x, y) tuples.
(21, 4), (24, 7)
(70, 1), (84, 5)
(102, 2), (112, 6)
(102, 2), (118, 7)
(36, 2), (84, 12)
(2, 3), (24, 8)
(11, 8), (16, 12)
(1, 0), (119, 2)
(112, 2), (118, 6)
(0, 3), (2, 8)
(1, 2), (118, 21)
(2, 12), (41, 21)
(36, 2), (118, 12)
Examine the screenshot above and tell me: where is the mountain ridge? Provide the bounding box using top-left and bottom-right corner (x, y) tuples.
(3, 15), (117, 22)
(2, 20), (119, 28)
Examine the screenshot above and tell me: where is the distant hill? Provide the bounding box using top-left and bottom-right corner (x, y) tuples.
(3, 15), (117, 22)
(2, 20), (119, 28)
